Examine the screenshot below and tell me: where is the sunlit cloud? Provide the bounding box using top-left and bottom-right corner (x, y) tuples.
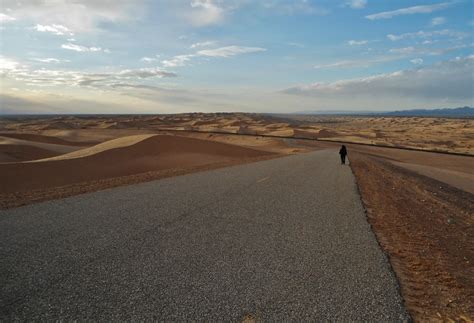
(162, 55), (195, 68)
(0, 56), (21, 72)
(389, 44), (472, 56)
(1, 0), (144, 32)
(410, 58), (424, 65)
(366, 1), (454, 20)
(190, 40), (217, 48)
(181, 0), (329, 27)
(31, 58), (68, 63)
(387, 29), (468, 41)
(1, 57), (177, 90)
(314, 56), (403, 69)
(347, 40), (369, 46)
(141, 55), (161, 63)
(262, 0), (329, 15)
(431, 16), (447, 26)
(188, 0), (225, 26)
(284, 56), (474, 102)
(345, 0), (367, 9)
(61, 43), (109, 53)
(34, 24), (74, 36)
(196, 46), (266, 57)
(161, 45), (266, 68)
(0, 0), (472, 113)
(0, 13), (16, 23)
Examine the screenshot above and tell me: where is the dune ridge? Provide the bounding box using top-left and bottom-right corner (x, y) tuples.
(0, 132), (100, 162)
(0, 135), (273, 194)
(0, 133), (97, 146)
(34, 134), (157, 162)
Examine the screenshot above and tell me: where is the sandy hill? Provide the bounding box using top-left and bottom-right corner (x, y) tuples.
(0, 133), (96, 146)
(0, 135), (273, 194)
(0, 135), (85, 163)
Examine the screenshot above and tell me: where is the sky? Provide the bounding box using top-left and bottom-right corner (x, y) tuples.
(0, 0), (473, 114)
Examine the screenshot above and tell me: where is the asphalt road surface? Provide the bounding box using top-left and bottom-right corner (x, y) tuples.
(1, 150), (409, 321)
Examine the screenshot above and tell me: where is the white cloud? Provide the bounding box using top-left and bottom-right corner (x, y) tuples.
(347, 40), (369, 46)
(34, 24), (73, 36)
(410, 58), (424, 65)
(0, 56), (20, 71)
(162, 54), (195, 68)
(181, 1), (328, 27)
(160, 45), (266, 68)
(61, 43), (107, 53)
(346, 0), (367, 9)
(389, 44), (472, 56)
(188, 0), (225, 26)
(261, 0), (329, 15)
(387, 29), (467, 41)
(283, 55), (474, 102)
(431, 16), (446, 26)
(314, 56), (403, 69)
(1, 58), (176, 89)
(190, 40), (217, 48)
(366, 2), (454, 20)
(117, 68), (177, 79)
(389, 47), (416, 54)
(141, 55), (161, 63)
(0, 13), (16, 23)
(32, 58), (67, 63)
(1, 0), (143, 32)
(196, 45), (266, 57)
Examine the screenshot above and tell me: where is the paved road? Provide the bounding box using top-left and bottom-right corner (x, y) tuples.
(0, 150), (409, 321)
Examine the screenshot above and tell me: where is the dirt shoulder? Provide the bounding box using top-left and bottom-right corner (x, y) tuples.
(350, 152), (474, 321)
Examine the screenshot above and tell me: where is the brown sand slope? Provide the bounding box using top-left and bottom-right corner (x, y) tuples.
(0, 133), (97, 146)
(343, 144), (474, 194)
(392, 161), (474, 194)
(0, 136), (82, 155)
(0, 145), (60, 163)
(350, 153), (474, 321)
(34, 134), (157, 161)
(0, 135), (273, 194)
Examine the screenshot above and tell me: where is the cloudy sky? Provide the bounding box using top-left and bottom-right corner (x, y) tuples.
(0, 0), (473, 114)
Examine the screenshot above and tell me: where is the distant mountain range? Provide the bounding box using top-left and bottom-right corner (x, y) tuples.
(380, 106), (473, 117)
(294, 106), (474, 118)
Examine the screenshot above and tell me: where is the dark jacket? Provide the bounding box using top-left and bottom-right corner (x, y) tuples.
(339, 146), (347, 156)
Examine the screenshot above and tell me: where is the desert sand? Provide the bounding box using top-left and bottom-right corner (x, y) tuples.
(1, 113), (472, 200)
(0, 113), (472, 321)
(350, 153), (473, 321)
(2, 113), (472, 154)
(0, 134), (274, 195)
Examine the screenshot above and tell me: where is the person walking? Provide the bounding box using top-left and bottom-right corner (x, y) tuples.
(339, 145), (347, 165)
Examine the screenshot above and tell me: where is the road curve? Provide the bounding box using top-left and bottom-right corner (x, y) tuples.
(0, 150), (409, 321)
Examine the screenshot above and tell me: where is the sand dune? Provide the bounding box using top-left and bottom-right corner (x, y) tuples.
(0, 145), (59, 163)
(0, 133), (97, 146)
(4, 113), (472, 154)
(35, 134), (157, 161)
(0, 135), (273, 194)
(0, 136), (81, 155)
